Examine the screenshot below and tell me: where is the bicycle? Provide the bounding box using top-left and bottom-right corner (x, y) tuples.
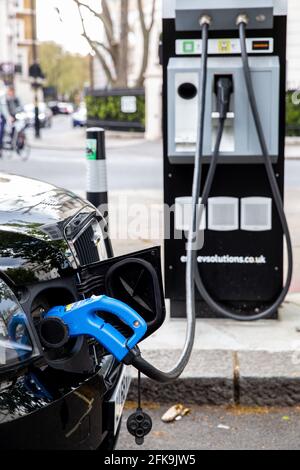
(2, 119), (31, 161)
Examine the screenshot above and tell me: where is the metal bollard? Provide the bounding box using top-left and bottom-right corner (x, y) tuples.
(86, 128), (108, 218)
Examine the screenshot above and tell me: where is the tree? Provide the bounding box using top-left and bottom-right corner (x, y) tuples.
(73, 0), (157, 89)
(39, 42), (89, 99)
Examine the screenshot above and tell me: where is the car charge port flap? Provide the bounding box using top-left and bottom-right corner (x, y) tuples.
(77, 247), (166, 340)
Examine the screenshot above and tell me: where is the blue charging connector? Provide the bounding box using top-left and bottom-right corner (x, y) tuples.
(41, 295), (147, 362)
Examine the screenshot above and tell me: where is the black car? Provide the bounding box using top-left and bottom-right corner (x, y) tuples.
(0, 173), (165, 450)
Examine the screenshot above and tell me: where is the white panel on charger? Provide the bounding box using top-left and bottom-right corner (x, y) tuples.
(241, 197), (272, 231)
(175, 197), (206, 231)
(208, 197), (239, 231)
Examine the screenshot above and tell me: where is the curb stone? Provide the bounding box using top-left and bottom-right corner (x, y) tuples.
(128, 350), (300, 407)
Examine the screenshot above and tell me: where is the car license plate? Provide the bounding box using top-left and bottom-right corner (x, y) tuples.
(108, 366), (131, 435)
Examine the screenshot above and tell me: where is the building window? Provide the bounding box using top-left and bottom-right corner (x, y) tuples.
(16, 19), (25, 41)
(14, 0), (24, 11)
(16, 49), (28, 78)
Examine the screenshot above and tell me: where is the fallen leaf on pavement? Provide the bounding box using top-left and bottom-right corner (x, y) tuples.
(152, 431), (167, 438)
(161, 404), (191, 423)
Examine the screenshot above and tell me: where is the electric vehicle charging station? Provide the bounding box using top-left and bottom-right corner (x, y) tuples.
(163, 0), (292, 320)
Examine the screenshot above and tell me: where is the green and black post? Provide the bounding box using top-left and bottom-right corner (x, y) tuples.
(86, 128), (108, 218)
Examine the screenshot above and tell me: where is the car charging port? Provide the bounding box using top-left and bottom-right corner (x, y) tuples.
(31, 288), (101, 373)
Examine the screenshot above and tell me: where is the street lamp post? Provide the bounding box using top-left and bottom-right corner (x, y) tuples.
(30, 0), (40, 139)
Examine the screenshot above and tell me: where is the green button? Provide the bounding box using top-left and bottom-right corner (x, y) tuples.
(183, 40), (195, 54)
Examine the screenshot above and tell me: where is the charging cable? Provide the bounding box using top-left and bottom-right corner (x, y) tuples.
(128, 17), (211, 382)
(194, 18), (293, 321)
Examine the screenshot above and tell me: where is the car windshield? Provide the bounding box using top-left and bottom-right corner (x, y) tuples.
(0, 280), (37, 368)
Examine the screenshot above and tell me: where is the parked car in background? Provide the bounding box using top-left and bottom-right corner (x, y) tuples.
(72, 103), (87, 128)
(47, 101), (60, 115)
(23, 103), (53, 129)
(57, 102), (74, 115)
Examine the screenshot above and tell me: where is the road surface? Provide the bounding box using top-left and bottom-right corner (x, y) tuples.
(118, 404), (300, 450)
(0, 116), (299, 194)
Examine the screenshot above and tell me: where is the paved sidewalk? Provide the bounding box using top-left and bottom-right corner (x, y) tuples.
(30, 134), (300, 158)
(118, 405), (300, 450)
(28, 124), (144, 151)
(127, 295), (300, 407)
(286, 137), (300, 160)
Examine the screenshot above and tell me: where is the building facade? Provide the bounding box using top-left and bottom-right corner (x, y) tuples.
(0, 0), (37, 103)
(0, 0), (17, 78)
(287, 0), (300, 89)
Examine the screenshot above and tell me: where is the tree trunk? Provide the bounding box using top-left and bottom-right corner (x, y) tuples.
(135, 31), (150, 88)
(74, 0), (157, 89)
(135, 0), (157, 88)
(117, 0), (129, 88)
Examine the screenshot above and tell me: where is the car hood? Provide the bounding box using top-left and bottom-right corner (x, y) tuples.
(0, 173), (93, 285)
